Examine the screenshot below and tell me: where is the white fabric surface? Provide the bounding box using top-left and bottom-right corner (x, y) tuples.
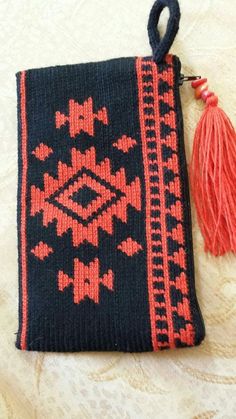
(0, 0), (236, 418)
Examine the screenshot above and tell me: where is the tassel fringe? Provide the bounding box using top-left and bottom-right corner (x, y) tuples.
(190, 93), (236, 256)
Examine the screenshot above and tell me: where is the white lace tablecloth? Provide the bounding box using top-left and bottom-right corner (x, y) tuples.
(0, 0), (235, 417)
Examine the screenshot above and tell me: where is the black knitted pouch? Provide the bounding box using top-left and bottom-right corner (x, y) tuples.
(16, 0), (205, 351)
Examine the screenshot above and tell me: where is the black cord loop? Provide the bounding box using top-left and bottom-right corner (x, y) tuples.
(148, 0), (180, 63)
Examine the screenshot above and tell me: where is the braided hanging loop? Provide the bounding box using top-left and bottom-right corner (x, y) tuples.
(148, 0), (180, 63)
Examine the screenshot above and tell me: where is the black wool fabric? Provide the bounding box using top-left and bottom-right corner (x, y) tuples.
(16, 55), (205, 351)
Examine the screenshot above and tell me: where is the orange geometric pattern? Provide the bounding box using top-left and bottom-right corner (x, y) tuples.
(136, 56), (195, 350)
(31, 241), (53, 260)
(53, 172), (116, 221)
(113, 135), (137, 153)
(58, 258), (114, 304)
(30, 147), (141, 247)
(117, 237), (143, 256)
(55, 97), (108, 138)
(32, 143), (53, 161)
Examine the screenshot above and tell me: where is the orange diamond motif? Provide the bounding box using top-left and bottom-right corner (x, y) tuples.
(31, 241), (53, 260)
(117, 237), (143, 256)
(31, 147), (141, 247)
(113, 135), (137, 153)
(51, 171), (119, 222)
(32, 143), (53, 161)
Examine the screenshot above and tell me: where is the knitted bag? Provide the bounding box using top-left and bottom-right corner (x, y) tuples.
(16, 0), (205, 351)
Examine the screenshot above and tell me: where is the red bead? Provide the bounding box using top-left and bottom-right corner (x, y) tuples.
(191, 78), (207, 89)
(195, 83), (208, 100)
(201, 89), (214, 102)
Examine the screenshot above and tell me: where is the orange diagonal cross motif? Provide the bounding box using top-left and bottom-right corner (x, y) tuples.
(55, 97), (108, 137)
(58, 258), (114, 304)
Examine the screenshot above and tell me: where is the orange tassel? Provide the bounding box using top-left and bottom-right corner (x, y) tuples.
(190, 79), (236, 256)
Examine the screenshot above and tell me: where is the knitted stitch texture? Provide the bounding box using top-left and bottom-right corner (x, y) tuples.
(16, 55), (205, 351)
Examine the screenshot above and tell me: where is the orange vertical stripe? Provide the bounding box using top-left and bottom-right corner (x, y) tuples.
(20, 71), (28, 350)
(151, 62), (175, 348)
(136, 57), (158, 350)
(136, 57), (176, 350)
